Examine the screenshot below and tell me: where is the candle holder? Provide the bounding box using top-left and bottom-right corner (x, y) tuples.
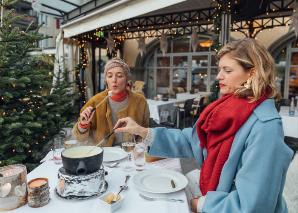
(0, 164), (27, 211)
(27, 178), (50, 208)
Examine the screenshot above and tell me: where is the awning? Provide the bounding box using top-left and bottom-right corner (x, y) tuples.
(33, 0), (186, 38)
(32, 0), (91, 18)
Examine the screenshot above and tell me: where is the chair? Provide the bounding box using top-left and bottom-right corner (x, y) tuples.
(191, 96), (207, 124)
(178, 99), (194, 128)
(283, 153), (298, 213)
(149, 107), (179, 129)
(133, 81), (145, 94)
(160, 107), (179, 128)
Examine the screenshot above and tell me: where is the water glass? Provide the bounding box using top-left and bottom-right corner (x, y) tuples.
(133, 143), (145, 171)
(53, 137), (63, 164)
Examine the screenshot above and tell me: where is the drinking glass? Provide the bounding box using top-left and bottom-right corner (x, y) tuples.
(121, 141), (136, 172)
(52, 136), (64, 164)
(133, 143), (146, 171)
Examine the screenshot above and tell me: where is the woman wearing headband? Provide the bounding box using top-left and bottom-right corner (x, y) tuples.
(73, 58), (149, 146)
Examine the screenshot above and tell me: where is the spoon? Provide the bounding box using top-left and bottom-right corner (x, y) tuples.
(111, 175), (130, 203)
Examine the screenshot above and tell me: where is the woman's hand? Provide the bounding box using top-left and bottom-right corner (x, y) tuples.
(114, 117), (148, 138)
(190, 198), (199, 212)
(79, 106), (95, 125)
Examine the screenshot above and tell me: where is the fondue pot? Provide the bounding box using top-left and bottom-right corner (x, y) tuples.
(61, 146), (103, 175)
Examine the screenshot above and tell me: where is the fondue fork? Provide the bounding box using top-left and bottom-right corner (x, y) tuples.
(90, 91), (113, 113)
(82, 91), (112, 121)
(84, 131), (115, 156)
(84, 121), (126, 156)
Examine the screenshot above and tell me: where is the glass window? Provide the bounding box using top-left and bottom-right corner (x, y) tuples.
(173, 39), (189, 53)
(157, 57), (170, 67)
(210, 68), (218, 87)
(211, 55), (218, 67)
(289, 66), (298, 98)
(192, 68), (207, 92)
(192, 56), (208, 68)
(173, 56), (187, 68)
(173, 68), (187, 92)
(275, 48), (286, 97)
(156, 68), (170, 88)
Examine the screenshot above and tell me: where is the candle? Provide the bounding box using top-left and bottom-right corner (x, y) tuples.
(28, 179), (47, 188)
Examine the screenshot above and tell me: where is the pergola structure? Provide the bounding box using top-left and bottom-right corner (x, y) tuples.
(33, 0), (295, 39)
(33, 0), (297, 99)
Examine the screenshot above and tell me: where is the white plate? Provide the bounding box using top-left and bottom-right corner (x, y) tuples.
(133, 169), (188, 194)
(103, 147), (128, 162)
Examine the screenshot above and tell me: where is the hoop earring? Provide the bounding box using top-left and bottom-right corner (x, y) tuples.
(244, 78), (252, 89)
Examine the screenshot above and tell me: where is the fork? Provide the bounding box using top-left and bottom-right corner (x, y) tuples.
(139, 193), (184, 203)
(105, 162), (120, 168)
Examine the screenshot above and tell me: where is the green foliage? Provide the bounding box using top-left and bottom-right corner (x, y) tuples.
(0, 2), (78, 170)
(208, 80), (220, 104)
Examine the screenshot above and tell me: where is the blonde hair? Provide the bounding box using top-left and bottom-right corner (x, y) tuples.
(218, 38), (279, 101)
(104, 57), (131, 79)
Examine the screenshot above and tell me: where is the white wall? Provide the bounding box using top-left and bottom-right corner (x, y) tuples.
(231, 26), (290, 49)
(123, 37), (155, 67)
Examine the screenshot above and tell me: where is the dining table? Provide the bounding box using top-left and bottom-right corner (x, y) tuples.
(279, 106), (298, 138)
(147, 99), (184, 124)
(8, 150), (189, 213)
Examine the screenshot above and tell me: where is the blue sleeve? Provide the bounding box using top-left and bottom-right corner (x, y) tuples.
(148, 127), (204, 167)
(203, 119), (293, 213)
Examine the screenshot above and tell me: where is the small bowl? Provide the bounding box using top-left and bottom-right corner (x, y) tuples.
(64, 140), (78, 149)
(99, 192), (124, 212)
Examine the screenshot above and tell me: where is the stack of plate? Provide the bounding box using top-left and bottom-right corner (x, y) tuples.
(103, 147), (128, 163)
(27, 178), (50, 208)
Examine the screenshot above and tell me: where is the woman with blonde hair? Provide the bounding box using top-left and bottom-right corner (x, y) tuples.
(72, 57), (149, 146)
(114, 38), (293, 212)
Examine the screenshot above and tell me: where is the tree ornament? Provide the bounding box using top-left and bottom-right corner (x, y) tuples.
(138, 37), (146, 57)
(106, 33), (115, 55)
(160, 33), (168, 56)
(190, 30), (199, 52)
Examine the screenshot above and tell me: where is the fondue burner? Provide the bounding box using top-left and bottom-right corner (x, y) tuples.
(55, 166), (107, 199)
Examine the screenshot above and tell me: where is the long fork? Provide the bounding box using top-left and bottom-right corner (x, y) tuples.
(139, 193), (184, 203)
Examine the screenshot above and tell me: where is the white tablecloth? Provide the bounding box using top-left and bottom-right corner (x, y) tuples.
(279, 106), (298, 138)
(176, 93), (200, 101)
(176, 92), (211, 101)
(147, 99), (184, 124)
(10, 157), (189, 213)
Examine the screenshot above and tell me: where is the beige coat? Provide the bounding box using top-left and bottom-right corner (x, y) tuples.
(72, 90), (149, 146)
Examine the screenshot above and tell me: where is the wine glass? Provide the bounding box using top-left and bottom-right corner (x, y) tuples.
(121, 141), (136, 172)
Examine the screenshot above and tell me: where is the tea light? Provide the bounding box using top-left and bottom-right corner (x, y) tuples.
(28, 178), (47, 189)
(27, 178), (50, 208)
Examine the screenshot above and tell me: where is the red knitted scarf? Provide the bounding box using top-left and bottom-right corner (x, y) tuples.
(110, 90), (128, 102)
(196, 94), (266, 195)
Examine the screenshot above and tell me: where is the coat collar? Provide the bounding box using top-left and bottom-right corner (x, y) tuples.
(253, 99), (280, 122)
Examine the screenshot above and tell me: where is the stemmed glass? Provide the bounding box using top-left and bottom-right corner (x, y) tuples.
(121, 141), (136, 172)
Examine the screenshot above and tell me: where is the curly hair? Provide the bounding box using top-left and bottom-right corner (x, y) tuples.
(218, 38), (280, 101)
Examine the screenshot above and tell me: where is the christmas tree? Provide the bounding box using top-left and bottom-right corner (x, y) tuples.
(0, 1), (77, 171)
